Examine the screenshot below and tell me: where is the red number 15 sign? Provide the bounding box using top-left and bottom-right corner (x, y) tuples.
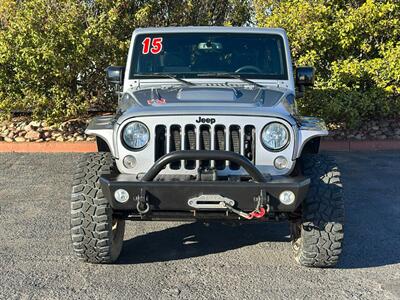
(142, 37), (163, 55)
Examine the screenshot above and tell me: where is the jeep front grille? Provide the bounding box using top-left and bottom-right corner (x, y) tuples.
(154, 124), (256, 170)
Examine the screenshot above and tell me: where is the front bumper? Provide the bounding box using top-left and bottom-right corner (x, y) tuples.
(100, 150), (310, 220)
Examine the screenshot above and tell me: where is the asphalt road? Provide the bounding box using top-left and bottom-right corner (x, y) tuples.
(0, 152), (399, 299)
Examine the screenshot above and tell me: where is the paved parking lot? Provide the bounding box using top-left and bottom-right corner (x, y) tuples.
(0, 152), (399, 299)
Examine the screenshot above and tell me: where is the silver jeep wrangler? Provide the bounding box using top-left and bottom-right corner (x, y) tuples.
(70, 27), (344, 267)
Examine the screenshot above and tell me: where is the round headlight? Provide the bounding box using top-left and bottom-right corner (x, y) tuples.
(261, 122), (289, 151)
(122, 122), (149, 150)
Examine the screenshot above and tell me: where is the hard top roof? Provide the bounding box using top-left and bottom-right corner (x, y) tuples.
(133, 26), (286, 35)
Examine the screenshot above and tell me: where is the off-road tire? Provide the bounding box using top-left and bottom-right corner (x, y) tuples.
(70, 152), (125, 263)
(291, 154), (344, 267)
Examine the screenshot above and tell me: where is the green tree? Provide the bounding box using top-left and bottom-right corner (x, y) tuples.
(255, 0), (400, 127)
(0, 0), (251, 122)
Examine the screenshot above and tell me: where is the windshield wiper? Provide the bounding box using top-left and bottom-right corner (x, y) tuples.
(196, 73), (263, 88)
(135, 73), (195, 86)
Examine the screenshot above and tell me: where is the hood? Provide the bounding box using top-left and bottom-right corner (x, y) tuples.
(117, 85), (296, 125)
(127, 86), (284, 106)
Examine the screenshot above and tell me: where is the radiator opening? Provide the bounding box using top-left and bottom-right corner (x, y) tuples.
(184, 125), (196, 169)
(229, 125), (241, 170)
(154, 125), (166, 162)
(153, 122), (257, 171)
(169, 125), (181, 169)
(199, 125), (211, 168)
(244, 125), (256, 164)
(214, 125), (226, 170)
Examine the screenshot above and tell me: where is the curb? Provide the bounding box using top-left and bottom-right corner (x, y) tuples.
(320, 140), (400, 152)
(0, 141), (96, 153)
(0, 140), (399, 153)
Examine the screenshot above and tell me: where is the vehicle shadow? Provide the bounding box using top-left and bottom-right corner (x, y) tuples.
(118, 222), (289, 264)
(119, 152), (400, 269)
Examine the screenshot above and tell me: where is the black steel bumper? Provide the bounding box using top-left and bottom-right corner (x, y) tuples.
(100, 151), (310, 219)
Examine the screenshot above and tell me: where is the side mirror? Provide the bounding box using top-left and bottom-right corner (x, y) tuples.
(296, 66), (315, 87)
(105, 66), (125, 85)
(295, 66), (315, 97)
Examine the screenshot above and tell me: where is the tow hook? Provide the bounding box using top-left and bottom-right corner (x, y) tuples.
(223, 203), (269, 220)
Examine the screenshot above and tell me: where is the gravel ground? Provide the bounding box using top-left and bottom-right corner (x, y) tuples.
(0, 152), (399, 300)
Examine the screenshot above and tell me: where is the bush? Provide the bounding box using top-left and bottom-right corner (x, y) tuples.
(1, 0), (399, 127)
(255, 0), (400, 127)
(0, 0), (251, 122)
(0, 1), (89, 121)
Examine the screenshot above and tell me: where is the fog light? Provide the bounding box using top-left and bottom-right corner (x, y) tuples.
(279, 190), (295, 205)
(114, 189), (129, 203)
(123, 155), (136, 169)
(274, 156), (288, 170)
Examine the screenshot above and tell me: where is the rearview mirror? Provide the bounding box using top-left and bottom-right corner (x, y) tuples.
(105, 66), (125, 85)
(296, 66), (315, 87)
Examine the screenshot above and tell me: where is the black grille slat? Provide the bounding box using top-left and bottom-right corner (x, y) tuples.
(229, 125), (241, 170)
(200, 125), (211, 168)
(154, 125), (166, 162)
(244, 125), (256, 164)
(214, 125), (226, 170)
(169, 125), (181, 169)
(184, 125), (196, 169)
(154, 123), (256, 171)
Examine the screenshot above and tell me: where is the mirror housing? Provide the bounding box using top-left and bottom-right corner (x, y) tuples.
(105, 66), (125, 85)
(295, 66), (315, 97)
(296, 66), (315, 87)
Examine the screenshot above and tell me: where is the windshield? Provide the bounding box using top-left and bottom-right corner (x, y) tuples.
(130, 33), (288, 80)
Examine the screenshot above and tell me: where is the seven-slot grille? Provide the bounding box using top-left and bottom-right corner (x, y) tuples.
(154, 124), (256, 170)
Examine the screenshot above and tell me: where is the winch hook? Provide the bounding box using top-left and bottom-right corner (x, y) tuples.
(223, 203), (269, 220)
